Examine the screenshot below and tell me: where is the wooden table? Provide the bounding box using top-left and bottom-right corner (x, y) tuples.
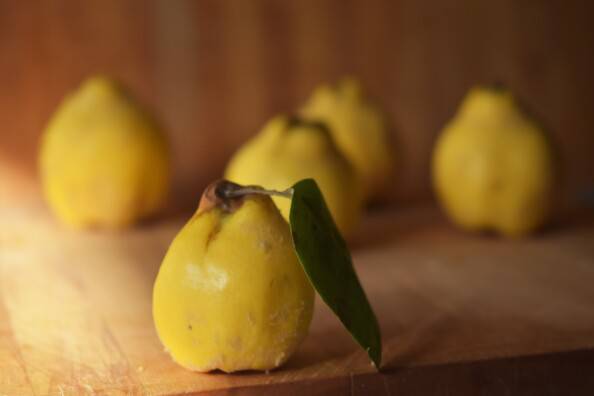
(1, 182), (594, 395)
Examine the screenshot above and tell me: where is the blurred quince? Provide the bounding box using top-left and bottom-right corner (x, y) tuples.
(432, 86), (556, 237)
(39, 76), (170, 229)
(153, 180), (314, 372)
(300, 78), (394, 199)
(225, 115), (362, 236)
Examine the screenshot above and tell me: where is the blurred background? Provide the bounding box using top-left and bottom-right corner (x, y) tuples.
(1, 0), (593, 209)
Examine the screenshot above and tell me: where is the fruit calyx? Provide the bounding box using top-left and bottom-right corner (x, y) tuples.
(197, 180), (293, 215)
(286, 115), (328, 132)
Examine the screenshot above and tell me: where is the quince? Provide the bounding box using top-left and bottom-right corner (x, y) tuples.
(39, 76), (170, 229)
(432, 86), (555, 237)
(153, 181), (314, 372)
(300, 78), (394, 199)
(225, 115), (361, 236)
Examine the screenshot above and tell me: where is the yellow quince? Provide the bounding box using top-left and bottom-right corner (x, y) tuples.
(432, 86), (556, 237)
(300, 78), (394, 199)
(39, 76), (170, 229)
(225, 115), (362, 236)
(153, 180), (314, 372)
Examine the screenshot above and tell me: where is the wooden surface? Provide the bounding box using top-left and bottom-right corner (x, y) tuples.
(1, 0), (594, 205)
(1, 184), (594, 395)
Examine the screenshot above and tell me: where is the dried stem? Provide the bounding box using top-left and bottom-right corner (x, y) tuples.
(198, 180), (293, 215)
(215, 180), (293, 200)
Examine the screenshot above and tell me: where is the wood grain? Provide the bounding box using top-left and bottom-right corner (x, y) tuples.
(1, 183), (593, 395)
(196, 350), (594, 395)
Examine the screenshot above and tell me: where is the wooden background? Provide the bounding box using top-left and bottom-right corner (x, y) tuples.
(1, 0), (593, 207)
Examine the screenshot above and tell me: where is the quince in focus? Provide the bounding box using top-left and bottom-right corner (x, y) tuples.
(153, 180), (314, 372)
(432, 86), (556, 237)
(39, 76), (170, 229)
(300, 78), (394, 199)
(225, 115), (361, 236)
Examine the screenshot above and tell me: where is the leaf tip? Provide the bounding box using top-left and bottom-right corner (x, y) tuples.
(367, 347), (382, 371)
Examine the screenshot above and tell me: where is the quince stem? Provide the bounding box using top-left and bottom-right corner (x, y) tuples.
(222, 185), (294, 200)
(198, 180), (293, 215)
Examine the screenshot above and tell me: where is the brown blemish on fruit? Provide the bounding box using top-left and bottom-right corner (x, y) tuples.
(197, 180), (247, 215)
(205, 221), (222, 249)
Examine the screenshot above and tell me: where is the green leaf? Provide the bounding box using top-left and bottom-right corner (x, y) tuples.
(289, 178), (382, 368)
